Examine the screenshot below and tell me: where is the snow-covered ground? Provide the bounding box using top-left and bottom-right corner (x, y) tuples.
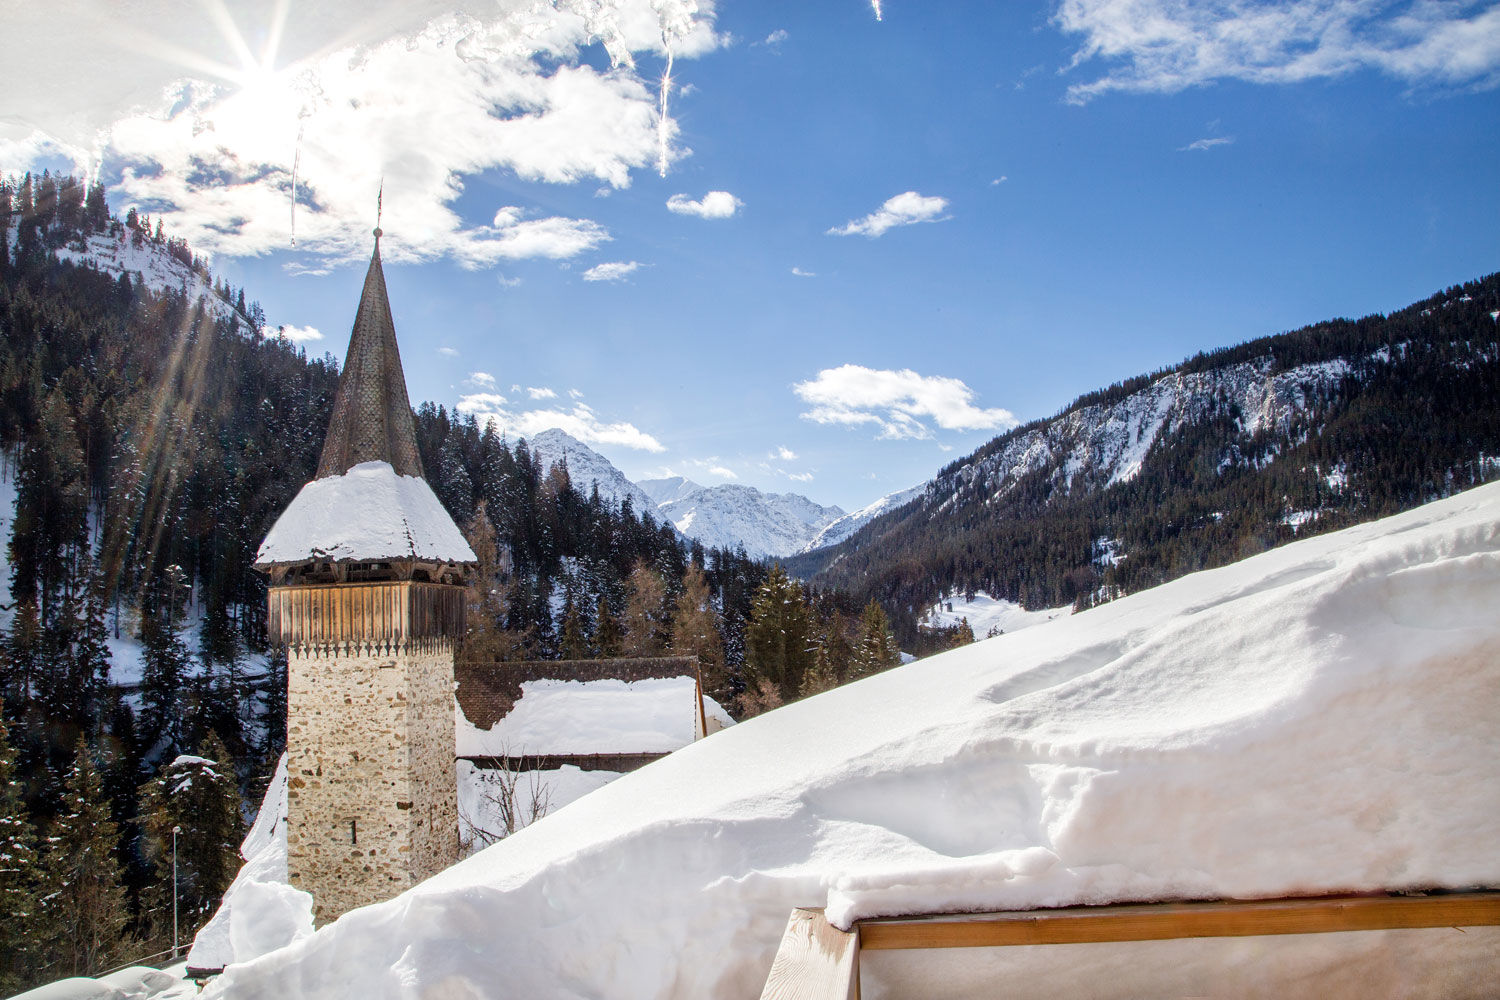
(203, 481), (1500, 998)
(919, 592), (1072, 639)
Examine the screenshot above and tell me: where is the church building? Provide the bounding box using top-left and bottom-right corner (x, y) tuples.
(254, 228), (477, 923)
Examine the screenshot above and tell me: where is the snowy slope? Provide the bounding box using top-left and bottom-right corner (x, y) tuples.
(656, 484), (844, 559)
(527, 428), (660, 517)
(919, 591), (1071, 638)
(638, 476), (704, 505)
(206, 482), (1500, 999)
(802, 483), (923, 553)
(929, 356), (1356, 515)
(51, 228), (258, 337)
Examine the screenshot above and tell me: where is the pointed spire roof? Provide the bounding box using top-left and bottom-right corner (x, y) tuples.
(315, 229), (425, 480)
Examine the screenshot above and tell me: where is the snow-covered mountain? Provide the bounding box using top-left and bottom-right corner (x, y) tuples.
(526, 432), (845, 558)
(637, 476), (704, 505)
(655, 484), (843, 559)
(801, 482), (924, 553)
(526, 429), (659, 517)
(51, 227), (259, 337)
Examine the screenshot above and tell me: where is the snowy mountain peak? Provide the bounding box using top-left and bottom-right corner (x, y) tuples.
(802, 483), (925, 553)
(526, 429), (659, 516)
(524, 429), (846, 558)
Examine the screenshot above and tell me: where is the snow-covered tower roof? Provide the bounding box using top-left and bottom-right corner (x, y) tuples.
(255, 230), (476, 575)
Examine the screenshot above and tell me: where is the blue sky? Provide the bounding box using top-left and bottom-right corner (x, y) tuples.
(5, 1), (1498, 510)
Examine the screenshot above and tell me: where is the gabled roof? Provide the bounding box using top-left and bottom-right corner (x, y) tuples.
(315, 230), (425, 480)
(455, 658), (713, 757)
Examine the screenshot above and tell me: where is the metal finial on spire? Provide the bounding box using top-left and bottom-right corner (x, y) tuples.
(374, 180), (383, 240)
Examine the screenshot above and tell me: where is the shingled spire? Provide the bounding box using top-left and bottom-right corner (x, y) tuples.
(315, 228), (425, 480)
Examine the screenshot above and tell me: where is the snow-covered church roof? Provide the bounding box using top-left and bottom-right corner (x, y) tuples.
(255, 231), (474, 568)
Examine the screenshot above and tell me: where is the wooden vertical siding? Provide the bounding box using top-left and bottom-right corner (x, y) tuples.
(268, 581), (466, 648)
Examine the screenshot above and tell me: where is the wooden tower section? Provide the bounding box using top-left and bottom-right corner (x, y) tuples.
(255, 229), (476, 923)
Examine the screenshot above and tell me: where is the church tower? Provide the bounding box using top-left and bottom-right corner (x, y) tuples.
(255, 229), (476, 923)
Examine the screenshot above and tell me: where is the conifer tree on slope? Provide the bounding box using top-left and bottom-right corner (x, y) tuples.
(849, 600), (900, 680)
(671, 562), (727, 700)
(38, 737), (131, 977)
(622, 560), (668, 657)
(0, 710), (44, 993)
(137, 732), (243, 948)
(743, 565), (814, 705)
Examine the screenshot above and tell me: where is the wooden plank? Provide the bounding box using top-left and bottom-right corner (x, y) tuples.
(760, 908), (860, 1000)
(857, 891), (1500, 950)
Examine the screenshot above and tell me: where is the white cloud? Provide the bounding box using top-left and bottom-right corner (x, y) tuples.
(456, 395), (665, 452)
(438, 346), (459, 357)
(3, 2), (724, 268)
(497, 273), (523, 288)
(527, 386), (557, 399)
(1180, 136), (1234, 152)
(1055, 0), (1500, 103)
(774, 446), (797, 460)
(794, 364), (1016, 440)
(468, 371), (498, 389)
(991, 176), (1008, 185)
(763, 29), (789, 45)
(583, 260), (642, 282)
(665, 190), (742, 218)
(791, 266), (817, 277)
(707, 465), (737, 479)
(788, 471), (814, 482)
(262, 323), (323, 343)
(828, 191), (949, 238)
(568, 388), (586, 399)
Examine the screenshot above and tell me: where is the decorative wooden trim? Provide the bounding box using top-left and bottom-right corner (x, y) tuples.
(856, 891), (1500, 950)
(268, 580), (465, 648)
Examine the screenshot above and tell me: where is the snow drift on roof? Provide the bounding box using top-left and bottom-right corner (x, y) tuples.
(255, 461), (476, 566)
(457, 676), (709, 756)
(209, 482), (1500, 998)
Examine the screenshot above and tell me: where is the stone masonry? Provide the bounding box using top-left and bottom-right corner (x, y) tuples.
(285, 635), (459, 923)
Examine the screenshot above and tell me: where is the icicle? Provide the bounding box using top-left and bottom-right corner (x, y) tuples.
(656, 44), (675, 178)
(290, 123), (302, 247)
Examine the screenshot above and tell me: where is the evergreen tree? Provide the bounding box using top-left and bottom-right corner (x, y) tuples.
(621, 560), (667, 657)
(670, 563), (727, 700)
(138, 599), (192, 759)
(137, 732), (243, 948)
(849, 600), (899, 680)
(558, 584), (590, 660)
(593, 594), (622, 657)
(37, 738), (131, 977)
(743, 565), (814, 705)
(0, 710), (43, 993)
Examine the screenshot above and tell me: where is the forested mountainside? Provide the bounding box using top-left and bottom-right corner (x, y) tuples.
(790, 272), (1500, 637)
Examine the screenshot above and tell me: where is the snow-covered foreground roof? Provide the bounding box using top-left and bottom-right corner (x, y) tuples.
(209, 483), (1500, 998)
(255, 461), (476, 566)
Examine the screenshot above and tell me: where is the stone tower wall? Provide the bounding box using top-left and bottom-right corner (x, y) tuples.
(284, 637), (458, 923)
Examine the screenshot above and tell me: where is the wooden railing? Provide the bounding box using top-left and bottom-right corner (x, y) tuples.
(760, 891), (1500, 1000)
